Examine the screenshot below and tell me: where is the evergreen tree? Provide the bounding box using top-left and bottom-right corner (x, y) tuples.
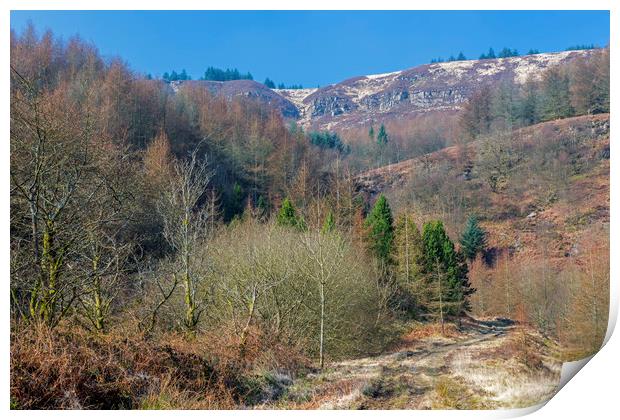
(256, 194), (268, 214)
(277, 197), (301, 229)
(487, 48), (496, 59)
(541, 67), (573, 120)
(519, 79), (540, 125)
(321, 211), (336, 234)
(368, 125), (375, 142)
(377, 124), (389, 146)
(457, 51), (467, 61)
(162, 71), (170, 81)
(422, 221), (475, 319)
(459, 215), (487, 261)
(231, 182), (244, 216)
(364, 195), (394, 265)
(264, 78), (276, 88)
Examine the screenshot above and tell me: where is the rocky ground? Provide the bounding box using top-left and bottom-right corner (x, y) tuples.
(260, 317), (561, 410)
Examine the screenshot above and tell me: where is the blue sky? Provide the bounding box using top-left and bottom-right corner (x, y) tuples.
(10, 10), (610, 87)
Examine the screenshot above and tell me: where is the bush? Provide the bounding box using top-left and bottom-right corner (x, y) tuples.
(203, 219), (398, 362)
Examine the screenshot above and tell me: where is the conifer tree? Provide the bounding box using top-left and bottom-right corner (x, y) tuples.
(422, 221), (475, 320)
(377, 124), (388, 146)
(519, 79), (540, 125)
(231, 182), (244, 216)
(459, 215), (487, 261)
(364, 195), (394, 265)
(277, 197), (301, 230)
(321, 210), (336, 234)
(541, 67), (573, 120)
(368, 125), (375, 142)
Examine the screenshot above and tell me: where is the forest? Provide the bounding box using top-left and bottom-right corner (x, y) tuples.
(9, 25), (609, 409)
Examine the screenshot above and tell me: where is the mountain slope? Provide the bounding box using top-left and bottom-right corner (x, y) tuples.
(168, 49), (597, 131)
(296, 50), (595, 130)
(170, 79), (301, 118)
(355, 113), (610, 260)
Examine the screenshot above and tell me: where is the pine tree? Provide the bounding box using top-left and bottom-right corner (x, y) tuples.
(541, 67), (573, 120)
(256, 195), (268, 217)
(263, 78), (276, 88)
(422, 221), (475, 319)
(376, 124), (388, 146)
(231, 182), (244, 216)
(519, 79), (540, 125)
(321, 211), (336, 234)
(457, 51), (466, 61)
(459, 215), (487, 261)
(364, 195), (394, 265)
(368, 125), (375, 142)
(277, 197), (301, 230)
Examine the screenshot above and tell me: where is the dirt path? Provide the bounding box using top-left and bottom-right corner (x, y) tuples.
(265, 318), (561, 409)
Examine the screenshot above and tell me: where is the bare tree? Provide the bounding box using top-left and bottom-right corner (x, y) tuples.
(157, 149), (213, 332)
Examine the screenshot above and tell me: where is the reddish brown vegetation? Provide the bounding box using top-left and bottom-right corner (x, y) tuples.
(10, 322), (310, 409)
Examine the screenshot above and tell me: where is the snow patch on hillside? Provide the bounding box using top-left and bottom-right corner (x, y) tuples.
(429, 60), (476, 79)
(510, 51), (575, 84)
(275, 88), (317, 123)
(275, 88), (317, 107)
(342, 71), (403, 105)
(365, 70), (402, 80)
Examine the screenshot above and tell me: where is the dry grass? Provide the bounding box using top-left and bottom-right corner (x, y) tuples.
(399, 322), (463, 347)
(10, 321), (309, 409)
(448, 328), (561, 408)
(430, 377), (491, 409)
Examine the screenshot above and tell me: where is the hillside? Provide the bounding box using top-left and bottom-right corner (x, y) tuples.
(355, 113), (610, 260)
(10, 23), (609, 411)
(170, 49), (597, 131)
(169, 79), (301, 118)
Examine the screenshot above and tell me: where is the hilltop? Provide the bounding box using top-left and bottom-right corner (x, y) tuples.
(170, 49), (598, 131)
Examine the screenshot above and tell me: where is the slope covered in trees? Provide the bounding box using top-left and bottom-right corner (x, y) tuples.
(9, 24), (609, 409)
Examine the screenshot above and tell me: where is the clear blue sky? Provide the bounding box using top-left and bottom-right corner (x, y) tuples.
(10, 10), (610, 87)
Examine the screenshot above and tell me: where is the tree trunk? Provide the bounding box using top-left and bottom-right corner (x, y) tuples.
(319, 280), (325, 370)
